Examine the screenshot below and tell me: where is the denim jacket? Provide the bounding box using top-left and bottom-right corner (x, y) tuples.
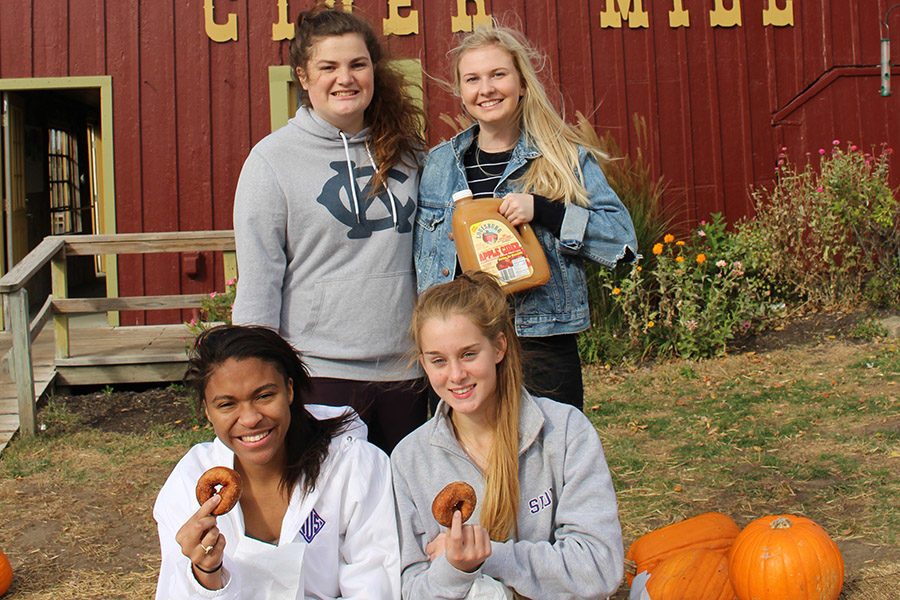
(415, 125), (638, 337)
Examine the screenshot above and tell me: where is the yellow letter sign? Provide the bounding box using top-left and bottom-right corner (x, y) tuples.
(709, 0), (742, 28)
(669, 0), (690, 28)
(763, 0), (793, 26)
(451, 0), (492, 33)
(204, 0), (237, 42)
(273, 0), (293, 41)
(600, 0), (650, 29)
(384, 0), (419, 36)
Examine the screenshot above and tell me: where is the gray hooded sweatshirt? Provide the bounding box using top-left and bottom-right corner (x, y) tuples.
(232, 106), (419, 381)
(391, 391), (624, 599)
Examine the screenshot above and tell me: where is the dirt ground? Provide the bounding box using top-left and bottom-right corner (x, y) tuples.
(1, 308), (898, 598)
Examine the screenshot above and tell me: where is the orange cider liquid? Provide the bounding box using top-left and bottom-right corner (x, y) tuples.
(451, 190), (550, 294)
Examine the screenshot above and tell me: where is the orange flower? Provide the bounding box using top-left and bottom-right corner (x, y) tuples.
(696, 253), (706, 263)
(647, 321), (655, 328)
(676, 256), (685, 263)
(652, 243), (664, 255)
(663, 233), (675, 243)
(612, 287), (621, 295)
(676, 240), (685, 246)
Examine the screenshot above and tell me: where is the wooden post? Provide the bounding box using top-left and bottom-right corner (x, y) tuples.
(9, 288), (35, 436)
(223, 250), (237, 284)
(51, 250), (69, 359)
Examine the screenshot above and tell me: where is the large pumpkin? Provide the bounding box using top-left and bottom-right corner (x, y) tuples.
(0, 549), (11, 596)
(625, 512), (741, 584)
(645, 548), (737, 600)
(728, 515), (844, 600)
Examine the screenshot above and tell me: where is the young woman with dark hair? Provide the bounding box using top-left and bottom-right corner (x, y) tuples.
(391, 273), (623, 600)
(232, 4), (428, 453)
(154, 325), (399, 599)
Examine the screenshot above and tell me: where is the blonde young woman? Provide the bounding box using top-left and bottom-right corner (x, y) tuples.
(415, 26), (637, 411)
(391, 272), (623, 600)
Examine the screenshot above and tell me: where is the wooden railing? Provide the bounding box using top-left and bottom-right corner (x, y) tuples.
(0, 230), (235, 437)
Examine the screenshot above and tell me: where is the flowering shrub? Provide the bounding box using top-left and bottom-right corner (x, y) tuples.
(578, 139), (897, 365)
(186, 278), (236, 337)
(605, 215), (764, 359)
(737, 141), (898, 308)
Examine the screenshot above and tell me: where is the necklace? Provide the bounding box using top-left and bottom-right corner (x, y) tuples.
(453, 422), (491, 470)
(472, 144), (513, 179)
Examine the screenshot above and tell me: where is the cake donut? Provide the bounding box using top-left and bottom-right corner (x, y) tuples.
(196, 466), (243, 516)
(431, 481), (477, 527)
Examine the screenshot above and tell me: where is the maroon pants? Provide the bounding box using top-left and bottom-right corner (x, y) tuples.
(306, 377), (429, 455)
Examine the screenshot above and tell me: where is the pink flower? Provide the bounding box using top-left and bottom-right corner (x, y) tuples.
(780, 146), (787, 152)
(886, 148), (894, 154)
(189, 318), (196, 326)
(816, 186), (824, 192)
(832, 139), (840, 145)
(210, 291), (218, 298)
(697, 230), (707, 237)
(850, 145), (857, 151)
(226, 278), (236, 286)
(716, 259), (727, 268)
(819, 148), (826, 155)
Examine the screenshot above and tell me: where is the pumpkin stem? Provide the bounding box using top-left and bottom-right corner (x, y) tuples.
(771, 516), (793, 529)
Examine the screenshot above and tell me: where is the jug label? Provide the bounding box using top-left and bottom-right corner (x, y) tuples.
(470, 220), (534, 284)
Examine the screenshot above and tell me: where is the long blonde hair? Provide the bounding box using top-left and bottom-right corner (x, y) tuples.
(410, 272), (522, 541)
(449, 25), (608, 208)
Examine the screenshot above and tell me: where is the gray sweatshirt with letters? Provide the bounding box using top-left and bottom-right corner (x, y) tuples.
(232, 106), (419, 381)
(390, 391), (624, 599)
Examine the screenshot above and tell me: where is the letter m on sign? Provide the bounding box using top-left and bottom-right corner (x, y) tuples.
(600, 0), (649, 28)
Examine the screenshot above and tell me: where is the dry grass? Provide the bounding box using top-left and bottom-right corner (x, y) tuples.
(0, 337), (897, 598)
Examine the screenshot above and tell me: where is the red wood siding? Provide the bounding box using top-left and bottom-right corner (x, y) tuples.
(1, 0), (898, 324)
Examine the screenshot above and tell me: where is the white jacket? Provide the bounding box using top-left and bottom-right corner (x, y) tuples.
(154, 406), (400, 599)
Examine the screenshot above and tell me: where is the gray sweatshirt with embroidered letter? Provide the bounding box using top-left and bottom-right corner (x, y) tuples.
(390, 391), (624, 599)
(232, 106), (419, 381)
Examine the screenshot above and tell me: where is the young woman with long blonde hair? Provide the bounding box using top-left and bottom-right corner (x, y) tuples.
(415, 25), (638, 411)
(391, 272), (623, 599)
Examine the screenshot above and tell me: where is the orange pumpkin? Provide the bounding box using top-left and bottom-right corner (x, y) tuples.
(728, 515), (844, 600)
(0, 549), (11, 596)
(646, 548), (737, 600)
(625, 512), (741, 584)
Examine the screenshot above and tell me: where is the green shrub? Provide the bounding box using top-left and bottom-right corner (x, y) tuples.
(603, 216), (765, 360)
(578, 114), (673, 363)
(737, 141), (898, 309)
(186, 277), (236, 338)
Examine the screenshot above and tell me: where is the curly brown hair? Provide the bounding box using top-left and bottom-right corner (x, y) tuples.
(290, 4), (425, 193)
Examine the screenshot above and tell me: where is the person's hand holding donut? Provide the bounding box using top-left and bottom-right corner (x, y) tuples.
(175, 494), (226, 590)
(445, 510), (491, 573)
(425, 531), (446, 561)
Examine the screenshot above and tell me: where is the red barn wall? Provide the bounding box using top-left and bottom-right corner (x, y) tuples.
(1, 0), (898, 324)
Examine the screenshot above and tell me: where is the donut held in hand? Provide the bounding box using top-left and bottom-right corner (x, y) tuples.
(432, 481), (477, 527)
(196, 466), (243, 515)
